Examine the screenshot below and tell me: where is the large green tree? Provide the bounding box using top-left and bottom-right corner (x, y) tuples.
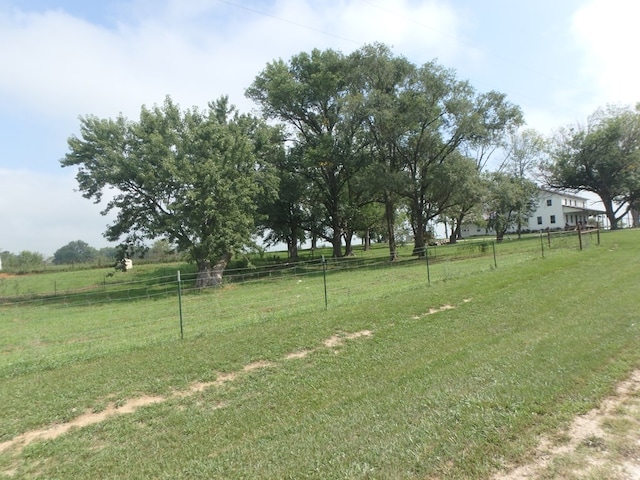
(423, 152), (481, 244)
(544, 104), (640, 230)
(247, 48), (368, 258)
(61, 96), (279, 287)
(350, 45), (522, 255)
(484, 172), (538, 242)
(53, 240), (97, 265)
(397, 67), (522, 254)
(350, 43), (415, 260)
(256, 147), (308, 260)
(500, 128), (547, 237)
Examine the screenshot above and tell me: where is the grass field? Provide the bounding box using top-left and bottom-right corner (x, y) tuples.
(0, 229), (637, 479)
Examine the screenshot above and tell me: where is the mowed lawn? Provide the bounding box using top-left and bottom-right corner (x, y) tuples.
(1, 230), (639, 479)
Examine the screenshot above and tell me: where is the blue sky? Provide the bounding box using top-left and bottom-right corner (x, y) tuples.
(0, 0), (638, 256)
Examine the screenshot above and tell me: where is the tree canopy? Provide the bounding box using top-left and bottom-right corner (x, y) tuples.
(247, 48), (368, 258)
(53, 240), (97, 265)
(248, 43), (522, 258)
(544, 104), (640, 229)
(60, 43), (569, 282)
(484, 172), (539, 242)
(61, 96), (280, 286)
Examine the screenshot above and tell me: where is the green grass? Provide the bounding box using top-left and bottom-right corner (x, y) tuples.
(0, 230), (638, 479)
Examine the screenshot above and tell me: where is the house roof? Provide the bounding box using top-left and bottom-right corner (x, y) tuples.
(562, 204), (606, 215)
(538, 187), (588, 201)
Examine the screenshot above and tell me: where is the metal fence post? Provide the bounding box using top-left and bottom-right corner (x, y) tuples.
(425, 246), (431, 285)
(177, 270), (184, 340)
(492, 241), (497, 268)
(322, 256), (328, 310)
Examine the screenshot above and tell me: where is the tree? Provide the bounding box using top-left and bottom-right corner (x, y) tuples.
(247, 48), (368, 258)
(256, 147), (308, 261)
(484, 172), (538, 242)
(0, 250), (45, 272)
(349, 45), (523, 255)
(499, 128), (547, 237)
(427, 153), (483, 243)
(500, 128), (546, 179)
(446, 93), (524, 244)
(544, 104), (640, 230)
(61, 96), (279, 287)
(52, 240), (97, 265)
(397, 65), (523, 255)
(350, 43), (415, 260)
(147, 239), (178, 263)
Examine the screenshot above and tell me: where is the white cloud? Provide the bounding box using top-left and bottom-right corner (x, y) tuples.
(0, 0), (466, 120)
(571, 0), (640, 109)
(0, 169), (116, 256)
(0, 0), (469, 256)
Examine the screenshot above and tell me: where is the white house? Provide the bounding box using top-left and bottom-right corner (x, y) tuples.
(528, 189), (604, 231)
(459, 188), (605, 238)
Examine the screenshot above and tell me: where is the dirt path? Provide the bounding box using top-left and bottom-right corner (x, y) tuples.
(0, 329), (373, 466)
(493, 370), (640, 479)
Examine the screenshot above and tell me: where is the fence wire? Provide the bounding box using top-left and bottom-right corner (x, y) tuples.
(0, 232), (601, 361)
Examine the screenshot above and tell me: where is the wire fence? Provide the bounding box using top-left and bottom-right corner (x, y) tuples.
(0, 229), (601, 354)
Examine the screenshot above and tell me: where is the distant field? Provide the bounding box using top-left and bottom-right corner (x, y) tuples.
(1, 229), (637, 479)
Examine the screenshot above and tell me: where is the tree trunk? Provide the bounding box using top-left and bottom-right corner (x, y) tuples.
(195, 252), (231, 288)
(448, 215), (461, 244)
(287, 237), (299, 261)
(328, 202), (343, 257)
(517, 219), (523, 239)
(363, 228), (371, 251)
(344, 231), (354, 256)
(603, 198), (619, 230)
(412, 209), (426, 257)
(449, 217), (458, 244)
(454, 219), (462, 242)
(331, 227), (342, 258)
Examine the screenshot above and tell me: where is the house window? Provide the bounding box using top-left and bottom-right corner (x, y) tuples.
(550, 215), (556, 224)
(537, 216), (542, 225)
(547, 199), (552, 206)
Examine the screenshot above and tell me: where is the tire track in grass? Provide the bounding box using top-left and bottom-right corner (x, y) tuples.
(0, 330), (374, 461)
(1, 298), (469, 474)
(493, 370), (640, 480)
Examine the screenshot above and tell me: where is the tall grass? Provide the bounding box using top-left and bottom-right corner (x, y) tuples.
(0, 230), (637, 479)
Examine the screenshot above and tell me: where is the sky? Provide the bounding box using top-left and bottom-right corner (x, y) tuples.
(0, 0), (639, 256)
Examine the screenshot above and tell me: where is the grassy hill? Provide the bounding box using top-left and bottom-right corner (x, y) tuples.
(1, 229), (638, 479)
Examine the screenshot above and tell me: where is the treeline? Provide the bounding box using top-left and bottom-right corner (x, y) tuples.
(0, 239), (182, 273)
(60, 43), (640, 287)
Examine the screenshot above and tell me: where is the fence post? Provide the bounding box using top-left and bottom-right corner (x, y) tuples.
(578, 227), (583, 251)
(597, 225), (600, 245)
(425, 246), (431, 285)
(177, 270), (184, 340)
(492, 241), (497, 268)
(322, 256), (328, 310)
(540, 233), (545, 258)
